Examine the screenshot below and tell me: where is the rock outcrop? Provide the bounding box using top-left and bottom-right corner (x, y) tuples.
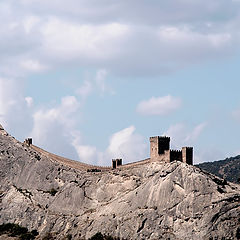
(1, 125), (240, 239)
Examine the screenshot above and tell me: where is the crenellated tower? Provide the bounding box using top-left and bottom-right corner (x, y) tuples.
(182, 147), (193, 165)
(112, 159), (123, 169)
(150, 136), (193, 165)
(150, 136), (170, 160)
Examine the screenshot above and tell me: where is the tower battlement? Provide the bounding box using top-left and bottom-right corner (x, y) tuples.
(112, 159), (122, 169)
(150, 136), (193, 165)
(24, 138), (32, 146)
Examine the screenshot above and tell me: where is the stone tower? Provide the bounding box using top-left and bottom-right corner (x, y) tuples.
(24, 138), (32, 146)
(182, 147), (193, 165)
(150, 136), (170, 160)
(112, 159), (122, 169)
(150, 136), (193, 165)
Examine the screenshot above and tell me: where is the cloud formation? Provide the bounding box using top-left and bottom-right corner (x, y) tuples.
(72, 126), (148, 166)
(0, 0), (239, 77)
(0, 0), (238, 166)
(30, 96), (81, 159)
(0, 76), (147, 166)
(106, 126), (148, 163)
(0, 78), (33, 137)
(137, 95), (182, 116)
(164, 122), (207, 148)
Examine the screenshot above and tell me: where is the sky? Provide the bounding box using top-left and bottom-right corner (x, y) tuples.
(1, 0), (240, 166)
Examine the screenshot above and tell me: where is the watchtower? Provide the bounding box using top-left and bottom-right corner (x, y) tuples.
(150, 136), (170, 160)
(149, 136), (193, 165)
(112, 159), (122, 169)
(182, 147), (193, 165)
(24, 138), (32, 146)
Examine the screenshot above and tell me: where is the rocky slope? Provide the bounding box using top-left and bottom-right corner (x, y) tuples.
(1, 125), (240, 239)
(197, 155), (240, 183)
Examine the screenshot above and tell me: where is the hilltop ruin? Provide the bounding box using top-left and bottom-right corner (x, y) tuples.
(150, 136), (193, 165)
(24, 135), (193, 170)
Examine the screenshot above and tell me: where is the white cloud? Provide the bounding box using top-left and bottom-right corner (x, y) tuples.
(30, 96), (81, 159)
(74, 145), (97, 164)
(164, 122), (207, 148)
(0, 1), (238, 78)
(0, 78), (33, 138)
(106, 126), (148, 163)
(137, 95), (182, 116)
(76, 81), (93, 99)
(0, 0), (239, 167)
(0, 78), (17, 122)
(76, 69), (114, 100)
(25, 97), (33, 107)
(184, 122), (208, 142)
(163, 122), (208, 164)
(41, 18), (130, 61)
(0, 76), (145, 166)
(68, 125), (148, 165)
(20, 59), (47, 72)
(70, 131), (98, 164)
(96, 69), (107, 93)
(23, 15), (41, 34)
(158, 26), (232, 49)
(95, 69), (115, 95)
(164, 123), (186, 147)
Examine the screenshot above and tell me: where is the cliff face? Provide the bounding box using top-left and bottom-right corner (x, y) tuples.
(1, 126), (240, 240)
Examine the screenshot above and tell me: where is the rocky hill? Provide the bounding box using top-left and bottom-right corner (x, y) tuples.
(1, 125), (240, 239)
(197, 156), (240, 183)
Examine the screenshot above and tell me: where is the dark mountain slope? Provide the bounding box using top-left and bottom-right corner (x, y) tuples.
(196, 155), (240, 183)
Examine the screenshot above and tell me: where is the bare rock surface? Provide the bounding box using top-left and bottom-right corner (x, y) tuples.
(1, 125), (240, 239)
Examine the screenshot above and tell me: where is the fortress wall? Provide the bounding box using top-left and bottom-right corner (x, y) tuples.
(31, 145), (151, 171)
(29, 134), (193, 172)
(170, 150), (182, 162)
(31, 145), (112, 171)
(119, 158), (151, 168)
(150, 150), (171, 163)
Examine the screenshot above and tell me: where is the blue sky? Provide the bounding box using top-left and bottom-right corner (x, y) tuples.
(1, 0), (240, 165)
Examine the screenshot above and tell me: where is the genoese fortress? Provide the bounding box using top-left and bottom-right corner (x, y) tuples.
(150, 136), (193, 165)
(24, 135), (193, 171)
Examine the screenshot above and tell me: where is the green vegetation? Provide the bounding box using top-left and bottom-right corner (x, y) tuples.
(42, 232), (54, 240)
(196, 155), (240, 183)
(66, 234), (72, 240)
(0, 223), (38, 239)
(88, 232), (121, 240)
(47, 188), (58, 196)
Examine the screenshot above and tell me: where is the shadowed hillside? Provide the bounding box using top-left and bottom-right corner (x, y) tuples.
(196, 155), (240, 183)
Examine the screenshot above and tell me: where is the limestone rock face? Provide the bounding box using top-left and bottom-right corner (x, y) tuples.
(0, 128), (240, 239)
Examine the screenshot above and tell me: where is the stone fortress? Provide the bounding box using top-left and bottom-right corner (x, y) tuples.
(112, 136), (193, 168)
(150, 136), (193, 165)
(24, 135), (193, 170)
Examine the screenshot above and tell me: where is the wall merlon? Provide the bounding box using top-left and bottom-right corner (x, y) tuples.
(170, 150), (182, 153)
